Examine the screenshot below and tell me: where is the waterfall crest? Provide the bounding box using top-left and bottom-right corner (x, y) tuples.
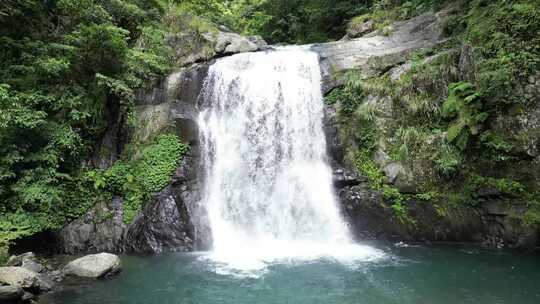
(198, 48), (383, 272)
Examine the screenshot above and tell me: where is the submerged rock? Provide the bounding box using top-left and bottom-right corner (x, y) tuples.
(64, 253), (121, 279)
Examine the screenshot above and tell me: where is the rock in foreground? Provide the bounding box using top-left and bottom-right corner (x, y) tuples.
(0, 285), (24, 302)
(64, 253), (121, 278)
(6, 252), (45, 273)
(0, 266), (50, 292)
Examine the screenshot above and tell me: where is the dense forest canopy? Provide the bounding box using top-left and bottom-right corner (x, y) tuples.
(182, 0), (372, 43)
(1, 0), (539, 260)
(0, 0), (173, 259)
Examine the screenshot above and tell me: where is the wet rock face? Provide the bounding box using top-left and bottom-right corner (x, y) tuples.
(124, 186), (195, 253)
(323, 102), (538, 249)
(57, 198), (126, 254)
(339, 184), (486, 243)
(478, 199), (539, 250)
(57, 63), (206, 255)
(57, 153), (199, 254)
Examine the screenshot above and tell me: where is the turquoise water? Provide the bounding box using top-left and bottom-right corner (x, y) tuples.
(41, 244), (540, 304)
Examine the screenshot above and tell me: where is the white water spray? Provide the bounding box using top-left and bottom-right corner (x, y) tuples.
(198, 48), (383, 273)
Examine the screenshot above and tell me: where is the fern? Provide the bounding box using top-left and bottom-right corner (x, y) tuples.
(442, 82), (488, 150)
(442, 93), (459, 118)
(446, 121), (465, 143)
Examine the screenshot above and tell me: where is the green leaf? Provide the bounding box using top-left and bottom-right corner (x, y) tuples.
(447, 121), (465, 143)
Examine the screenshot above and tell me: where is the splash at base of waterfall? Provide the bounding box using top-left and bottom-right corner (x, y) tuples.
(198, 48), (385, 275)
(203, 240), (386, 277)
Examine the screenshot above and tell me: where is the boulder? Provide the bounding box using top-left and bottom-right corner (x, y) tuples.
(0, 285), (24, 302)
(64, 253), (121, 278)
(347, 19), (375, 38)
(382, 162), (416, 193)
(0, 267), (50, 292)
(389, 62), (412, 81)
(333, 167), (365, 189)
(21, 291), (35, 301)
(213, 31), (265, 55)
(6, 252), (44, 273)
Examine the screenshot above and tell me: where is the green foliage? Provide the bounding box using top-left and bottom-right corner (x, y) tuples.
(467, 0), (540, 107)
(442, 13), (466, 37)
(349, 14), (371, 29)
(350, 118), (414, 224)
(249, 0), (368, 43)
(415, 190), (441, 202)
(0, 174), (100, 258)
(325, 73), (369, 117)
(479, 131), (514, 162)
(364, 0), (453, 32)
(392, 127), (427, 161)
(177, 0), (369, 44)
(163, 2), (218, 35)
(337, 0), (540, 230)
(395, 51), (459, 119)
(442, 82), (487, 150)
(523, 201), (540, 226)
(433, 142), (462, 175)
(468, 174), (526, 197)
(92, 134), (188, 224)
(355, 151), (414, 223)
(127, 24), (174, 87)
(69, 23), (130, 74)
(0, 246), (7, 264)
(0, 0), (174, 255)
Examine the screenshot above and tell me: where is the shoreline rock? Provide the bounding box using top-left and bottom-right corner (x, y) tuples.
(0, 266), (52, 292)
(63, 253), (121, 279)
(0, 285), (24, 302)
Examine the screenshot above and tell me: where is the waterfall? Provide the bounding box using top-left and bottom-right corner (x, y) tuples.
(198, 48), (383, 272)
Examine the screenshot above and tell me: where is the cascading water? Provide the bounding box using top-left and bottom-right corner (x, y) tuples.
(198, 47), (383, 273)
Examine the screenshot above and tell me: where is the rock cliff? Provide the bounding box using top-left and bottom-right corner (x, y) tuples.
(55, 11), (539, 254)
